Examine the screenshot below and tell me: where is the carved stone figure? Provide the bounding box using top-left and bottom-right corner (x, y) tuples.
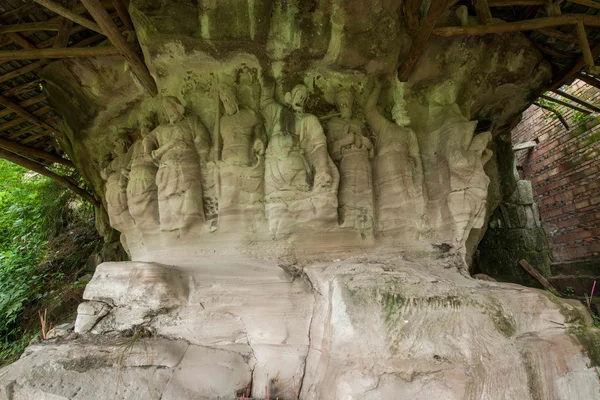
(214, 83), (266, 224)
(125, 118), (159, 231)
(326, 89), (374, 234)
(260, 80), (338, 233)
(365, 78), (425, 239)
(101, 137), (134, 233)
(151, 97), (210, 232)
(261, 83), (333, 197)
(446, 130), (493, 244)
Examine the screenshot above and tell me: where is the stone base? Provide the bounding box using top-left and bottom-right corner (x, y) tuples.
(3, 253), (600, 399)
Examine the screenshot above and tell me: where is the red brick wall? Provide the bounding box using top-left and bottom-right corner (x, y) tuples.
(512, 80), (600, 262)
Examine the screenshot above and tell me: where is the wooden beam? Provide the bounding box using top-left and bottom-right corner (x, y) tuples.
(0, 22), (61, 34)
(53, 0), (76, 49)
(537, 27), (580, 44)
(432, 14), (600, 37)
(553, 88), (600, 112)
(1, 79), (44, 97)
(575, 72), (600, 88)
(0, 137), (72, 166)
(541, 94), (593, 113)
(534, 42), (577, 58)
(0, 148), (99, 206)
(567, 0), (600, 10)
(0, 95), (60, 136)
(0, 61), (50, 84)
(404, 0), (423, 38)
(0, 94), (46, 118)
(488, 0), (545, 5)
(111, 0), (135, 32)
(0, 46), (120, 61)
(34, 0), (104, 34)
(473, 0), (493, 25)
(548, 42), (600, 90)
(513, 140), (538, 150)
(80, 0), (158, 96)
(398, 0), (460, 82)
(1, 0), (115, 24)
(534, 101), (570, 129)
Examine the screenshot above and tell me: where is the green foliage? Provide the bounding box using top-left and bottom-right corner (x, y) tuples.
(0, 160), (101, 366)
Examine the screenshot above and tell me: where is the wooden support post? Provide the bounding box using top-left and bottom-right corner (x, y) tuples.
(111, 0), (134, 32)
(553, 89), (600, 112)
(540, 94), (593, 113)
(0, 148), (98, 206)
(53, 0), (76, 48)
(404, 0), (424, 38)
(519, 259), (557, 291)
(473, 0), (493, 25)
(575, 21), (595, 70)
(398, 0), (459, 82)
(432, 14), (600, 37)
(0, 46), (120, 61)
(0, 95), (61, 136)
(80, 0), (158, 96)
(34, 0), (103, 34)
(0, 137), (73, 167)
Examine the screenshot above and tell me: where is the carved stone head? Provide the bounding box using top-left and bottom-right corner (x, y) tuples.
(112, 138), (130, 157)
(161, 96), (185, 124)
(219, 84), (239, 116)
(334, 89), (353, 119)
(285, 84), (308, 112)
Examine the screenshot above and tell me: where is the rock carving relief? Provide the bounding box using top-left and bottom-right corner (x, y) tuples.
(151, 96), (210, 232)
(365, 78), (426, 240)
(213, 80), (266, 227)
(99, 73), (494, 253)
(101, 136), (134, 234)
(325, 88), (374, 235)
(125, 117), (160, 231)
(261, 79), (339, 235)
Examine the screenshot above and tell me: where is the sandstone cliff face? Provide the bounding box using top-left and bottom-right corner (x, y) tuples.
(5, 3), (598, 400)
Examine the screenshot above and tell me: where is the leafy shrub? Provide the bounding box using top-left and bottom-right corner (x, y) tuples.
(0, 160), (101, 365)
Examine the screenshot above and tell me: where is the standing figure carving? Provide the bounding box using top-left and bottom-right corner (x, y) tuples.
(214, 83), (266, 225)
(446, 130), (493, 245)
(365, 78), (425, 239)
(101, 137), (134, 234)
(151, 97), (210, 232)
(326, 89), (374, 234)
(125, 118), (160, 231)
(260, 80), (338, 233)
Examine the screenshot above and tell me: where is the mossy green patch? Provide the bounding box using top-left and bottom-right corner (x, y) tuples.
(573, 327), (600, 367)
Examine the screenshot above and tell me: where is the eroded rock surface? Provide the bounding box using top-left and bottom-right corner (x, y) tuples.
(5, 2), (596, 399)
(3, 252), (600, 399)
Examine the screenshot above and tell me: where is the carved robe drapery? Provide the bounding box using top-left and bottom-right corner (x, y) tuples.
(152, 118), (208, 231)
(126, 136), (160, 230)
